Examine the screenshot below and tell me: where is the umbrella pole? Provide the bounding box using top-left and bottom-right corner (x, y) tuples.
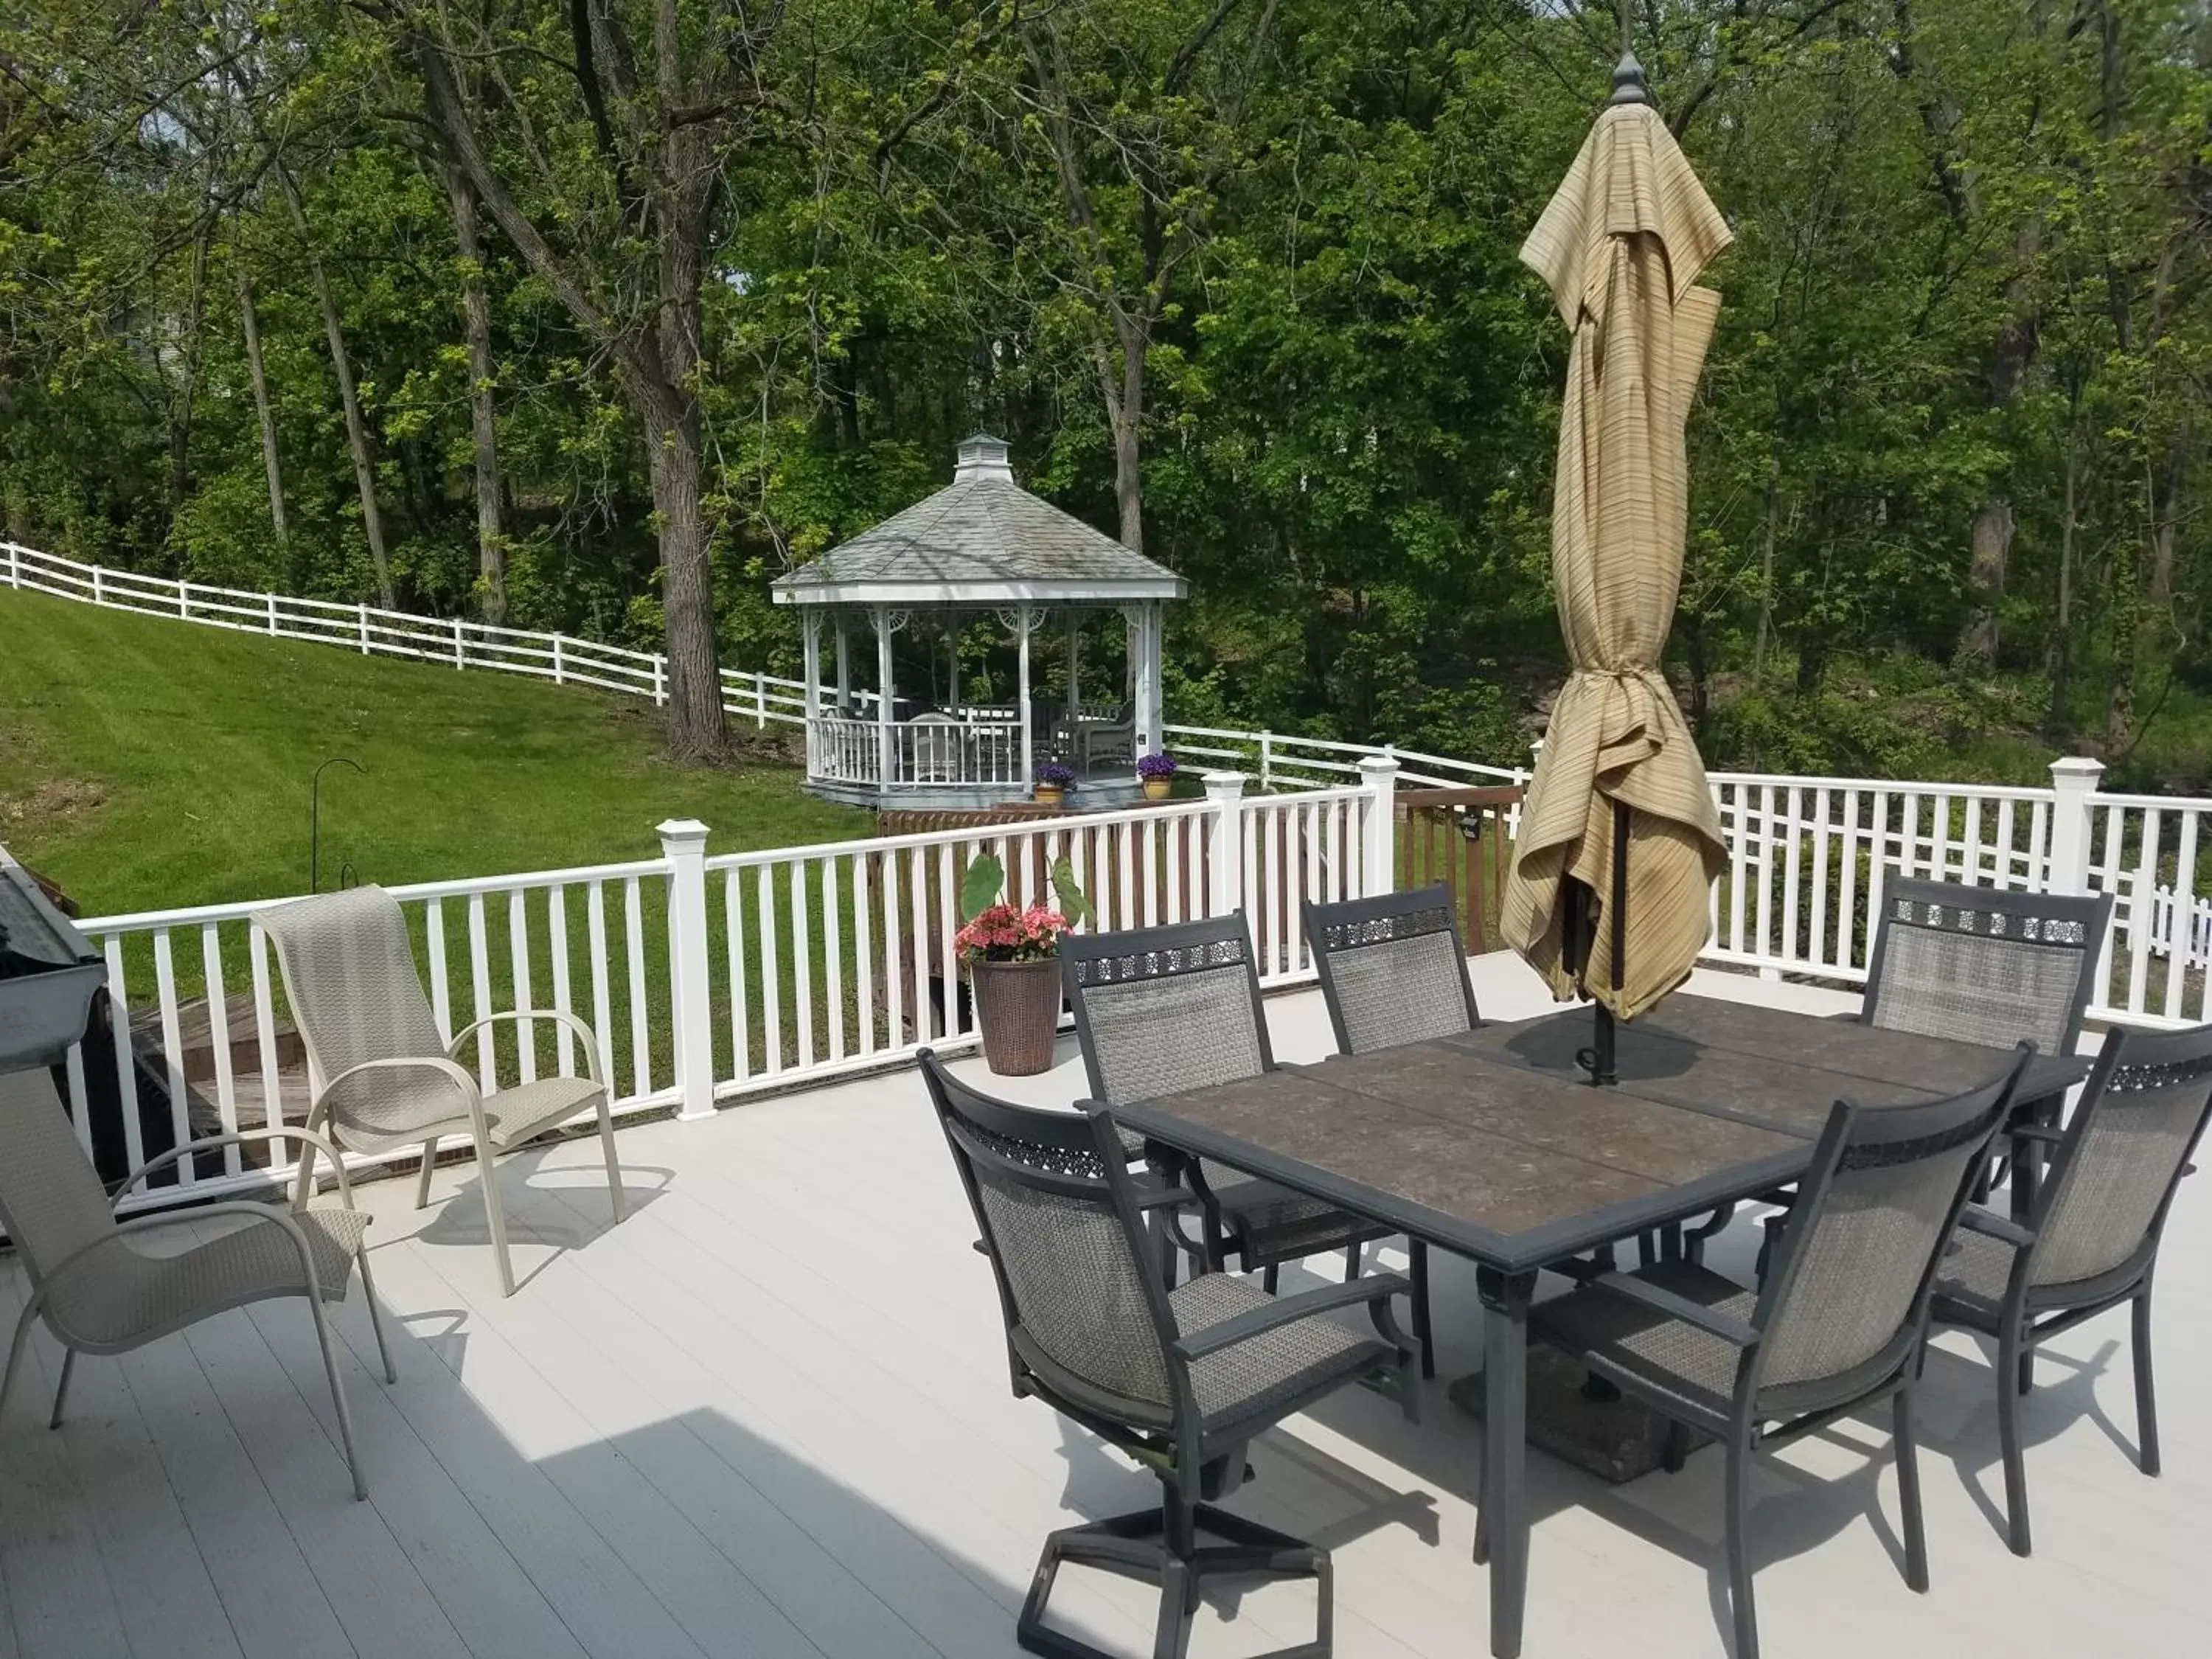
(1577, 797), (1630, 1086)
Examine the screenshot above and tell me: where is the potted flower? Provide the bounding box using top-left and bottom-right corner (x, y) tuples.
(956, 854), (1093, 1075)
(1032, 759), (1075, 807)
(1137, 750), (1178, 802)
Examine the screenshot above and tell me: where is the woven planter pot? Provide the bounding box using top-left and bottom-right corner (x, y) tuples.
(1141, 776), (1172, 801)
(1033, 785), (1065, 808)
(970, 957), (1062, 1076)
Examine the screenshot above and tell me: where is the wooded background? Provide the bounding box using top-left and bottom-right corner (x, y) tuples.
(3, 2), (2208, 782)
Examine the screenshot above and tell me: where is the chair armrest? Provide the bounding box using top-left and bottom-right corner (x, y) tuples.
(1585, 1272), (1760, 1347)
(1130, 1185), (1199, 1214)
(111, 1127), (358, 1209)
(1956, 1206), (2037, 1251)
(45, 1202), (336, 1310)
(1172, 1273), (1412, 1362)
(446, 1009), (606, 1086)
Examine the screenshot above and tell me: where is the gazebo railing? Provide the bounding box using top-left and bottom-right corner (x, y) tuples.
(812, 711), (1028, 789)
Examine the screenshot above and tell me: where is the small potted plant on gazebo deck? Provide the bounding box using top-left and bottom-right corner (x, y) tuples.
(956, 854), (1091, 1075)
(1138, 750), (1178, 802)
(1032, 759), (1075, 807)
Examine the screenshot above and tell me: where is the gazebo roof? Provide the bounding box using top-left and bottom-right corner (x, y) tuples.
(771, 435), (1186, 607)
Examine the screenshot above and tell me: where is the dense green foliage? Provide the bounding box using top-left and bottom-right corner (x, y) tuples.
(3, 2), (2208, 783)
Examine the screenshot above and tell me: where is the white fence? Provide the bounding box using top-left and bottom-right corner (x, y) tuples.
(13, 541), (2212, 1032)
(1705, 759), (2212, 1029)
(1, 541), (813, 729)
(45, 768), (1393, 1215)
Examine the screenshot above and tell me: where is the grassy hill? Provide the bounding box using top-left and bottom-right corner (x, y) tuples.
(0, 588), (872, 919)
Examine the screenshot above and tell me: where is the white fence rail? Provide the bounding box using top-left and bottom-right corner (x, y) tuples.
(43, 770), (1395, 1216)
(1, 540), (811, 728)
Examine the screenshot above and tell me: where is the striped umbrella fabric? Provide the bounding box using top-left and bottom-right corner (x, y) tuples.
(1500, 69), (1731, 1020)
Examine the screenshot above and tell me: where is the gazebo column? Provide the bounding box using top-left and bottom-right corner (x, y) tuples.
(800, 610), (823, 778)
(947, 613), (961, 714)
(1017, 609), (1033, 785)
(1126, 601), (1164, 765)
(873, 606), (897, 785)
(834, 613), (851, 712)
(1065, 611), (1081, 718)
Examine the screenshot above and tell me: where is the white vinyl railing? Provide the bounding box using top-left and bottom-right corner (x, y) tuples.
(43, 768), (1396, 1215)
(1705, 759), (2212, 1029)
(1165, 722), (1529, 801)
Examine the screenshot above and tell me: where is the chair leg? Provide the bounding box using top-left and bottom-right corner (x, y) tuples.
(305, 1293), (369, 1500)
(594, 1099), (627, 1223)
(1343, 1241), (1361, 1281)
(1, 1296), (41, 1422)
(2132, 1288), (2160, 1477)
(357, 1251), (398, 1385)
(1724, 1432), (1759, 1659)
(415, 1137), (439, 1209)
(1996, 1322), (2032, 1557)
(1410, 1239), (1436, 1380)
(474, 1132), (518, 1297)
(47, 1350), (74, 1430)
(1262, 1262), (1279, 1295)
(1661, 1419), (1688, 1475)
(1893, 1387), (1929, 1593)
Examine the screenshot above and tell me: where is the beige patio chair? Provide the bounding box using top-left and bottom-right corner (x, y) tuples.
(0, 1068), (386, 1500)
(254, 886), (627, 1297)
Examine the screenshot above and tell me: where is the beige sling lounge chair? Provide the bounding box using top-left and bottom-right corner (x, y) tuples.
(0, 1068), (387, 1500)
(254, 886), (627, 1297)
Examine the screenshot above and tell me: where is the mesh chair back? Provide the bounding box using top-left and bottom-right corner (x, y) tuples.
(2030, 1022), (2212, 1287)
(1863, 880), (2111, 1055)
(0, 1068), (118, 1284)
(919, 1052), (1176, 1416)
(1306, 886), (1476, 1054)
(1756, 1051), (2025, 1394)
(1061, 917), (1271, 1106)
(254, 886), (452, 1142)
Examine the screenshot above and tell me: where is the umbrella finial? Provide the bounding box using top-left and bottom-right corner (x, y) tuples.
(1608, 51), (1649, 107)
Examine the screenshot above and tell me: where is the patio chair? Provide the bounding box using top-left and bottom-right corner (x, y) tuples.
(908, 712), (962, 784)
(254, 886), (627, 1298)
(1930, 1020), (2212, 1557)
(1860, 877), (2112, 1054)
(1304, 885), (1475, 1374)
(0, 1068), (388, 1500)
(1062, 916), (1398, 1300)
(1525, 1048), (2029, 1659)
(919, 1050), (1417, 1659)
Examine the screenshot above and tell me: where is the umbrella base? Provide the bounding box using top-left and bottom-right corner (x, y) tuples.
(1450, 1347), (1711, 1484)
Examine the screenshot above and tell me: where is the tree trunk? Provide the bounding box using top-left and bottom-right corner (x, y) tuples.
(234, 264), (291, 567)
(276, 167), (393, 608)
(635, 376), (728, 762)
(167, 219), (212, 529)
(1752, 475), (1778, 681)
(2045, 426), (2077, 741)
(1096, 314), (1145, 552)
(445, 162), (507, 625)
(1963, 498), (2014, 661)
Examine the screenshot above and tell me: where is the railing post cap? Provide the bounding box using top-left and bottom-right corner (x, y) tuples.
(1357, 753), (1399, 779)
(1201, 770), (1248, 799)
(2049, 756), (2105, 782)
(656, 818), (712, 848)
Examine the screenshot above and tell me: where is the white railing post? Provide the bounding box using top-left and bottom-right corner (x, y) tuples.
(1258, 733), (1273, 793)
(1203, 771), (1247, 918)
(4, 543), (17, 588)
(552, 635), (566, 684)
(658, 818), (717, 1121)
(453, 616), (466, 668)
(653, 654), (668, 707)
(176, 578), (189, 619)
(265, 592), (279, 634)
(2047, 756), (2104, 896)
(91, 566), (105, 605)
(754, 671), (767, 730)
(1358, 752), (1399, 897)
(358, 603), (370, 653)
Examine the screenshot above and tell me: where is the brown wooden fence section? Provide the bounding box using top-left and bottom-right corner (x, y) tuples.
(1395, 785), (1522, 951)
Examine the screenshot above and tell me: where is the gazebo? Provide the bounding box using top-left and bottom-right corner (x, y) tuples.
(771, 435), (1186, 808)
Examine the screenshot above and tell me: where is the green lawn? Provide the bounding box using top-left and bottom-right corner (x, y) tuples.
(0, 586), (872, 919)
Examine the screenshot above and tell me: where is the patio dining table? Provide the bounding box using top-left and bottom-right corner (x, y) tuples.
(1110, 992), (2088, 1659)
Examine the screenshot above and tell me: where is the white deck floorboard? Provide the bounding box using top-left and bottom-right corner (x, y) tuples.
(2, 954), (2208, 1658)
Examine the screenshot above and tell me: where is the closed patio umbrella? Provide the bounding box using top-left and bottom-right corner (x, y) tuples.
(1501, 55), (1731, 1035)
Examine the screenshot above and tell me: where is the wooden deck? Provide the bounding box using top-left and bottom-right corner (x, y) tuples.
(2, 957), (2206, 1659)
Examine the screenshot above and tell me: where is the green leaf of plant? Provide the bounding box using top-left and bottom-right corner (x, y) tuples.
(1049, 856), (1092, 929)
(960, 853), (1006, 922)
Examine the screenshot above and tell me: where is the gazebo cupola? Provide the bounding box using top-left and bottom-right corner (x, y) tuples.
(771, 434), (1186, 808)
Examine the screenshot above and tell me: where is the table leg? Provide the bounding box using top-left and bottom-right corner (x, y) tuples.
(1474, 1267), (1535, 1659)
(2010, 1093), (2060, 1226)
